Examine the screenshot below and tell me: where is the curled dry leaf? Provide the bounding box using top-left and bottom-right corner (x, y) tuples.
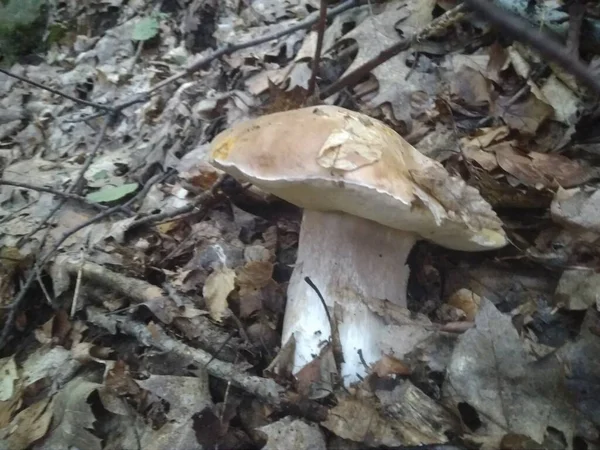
(447, 288), (481, 321)
(202, 266), (236, 322)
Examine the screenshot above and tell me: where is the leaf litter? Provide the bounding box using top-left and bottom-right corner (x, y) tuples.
(0, 0), (600, 449)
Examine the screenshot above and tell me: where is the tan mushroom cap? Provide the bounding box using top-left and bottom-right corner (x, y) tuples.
(209, 105), (507, 251)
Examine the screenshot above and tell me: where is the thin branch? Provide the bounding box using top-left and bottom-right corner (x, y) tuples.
(463, 0), (600, 95)
(0, 67), (114, 113)
(304, 276), (344, 372)
(307, 0), (329, 97)
(0, 180), (107, 211)
(321, 3), (467, 99)
(127, 173), (226, 230)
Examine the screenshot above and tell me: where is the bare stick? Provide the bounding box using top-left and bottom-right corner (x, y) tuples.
(0, 180), (107, 211)
(307, 0), (328, 97)
(463, 0), (600, 95)
(0, 67), (114, 113)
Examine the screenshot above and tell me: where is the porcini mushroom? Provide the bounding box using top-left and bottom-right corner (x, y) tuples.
(209, 105), (507, 384)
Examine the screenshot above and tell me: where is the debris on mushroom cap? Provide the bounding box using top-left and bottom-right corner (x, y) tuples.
(209, 105), (507, 252)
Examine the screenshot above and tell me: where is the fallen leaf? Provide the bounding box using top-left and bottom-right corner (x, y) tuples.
(38, 377), (102, 450)
(538, 75), (580, 125)
(322, 396), (402, 446)
(86, 183), (139, 203)
(259, 417), (326, 450)
(136, 373), (211, 422)
(447, 288), (481, 321)
(494, 143), (596, 189)
(202, 266), (236, 322)
(371, 354), (411, 377)
(551, 186), (600, 233)
(5, 397), (53, 450)
(555, 270), (600, 311)
(492, 94), (553, 135)
(0, 356), (18, 401)
(337, 0), (438, 126)
(443, 298), (582, 447)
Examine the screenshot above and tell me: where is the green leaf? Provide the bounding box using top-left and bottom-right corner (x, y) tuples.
(132, 17), (159, 41)
(86, 183), (138, 203)
(92, 169), (109, 181)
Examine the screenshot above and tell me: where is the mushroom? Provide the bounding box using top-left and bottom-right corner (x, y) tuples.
(209, 105), (507, 385)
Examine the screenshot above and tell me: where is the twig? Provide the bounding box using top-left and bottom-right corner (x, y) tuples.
(70, 234), (91, 318)
(304, 276), (344, 372)
(307, 0), (328, 97)
(320, 3), (467, 99)
(127, 173), (226, 229)
(0, 180), (107, 211)
(463, 0), (600, 95)
(0, 67), (114, 113)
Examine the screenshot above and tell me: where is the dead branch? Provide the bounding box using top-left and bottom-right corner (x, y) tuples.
(464, 0), (600, 95)
(86, 307), (284, 403)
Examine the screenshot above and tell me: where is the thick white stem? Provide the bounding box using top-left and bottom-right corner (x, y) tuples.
(282, 209), (417, 385)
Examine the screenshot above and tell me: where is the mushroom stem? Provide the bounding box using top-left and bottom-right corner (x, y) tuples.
(282, 209), (417, 384)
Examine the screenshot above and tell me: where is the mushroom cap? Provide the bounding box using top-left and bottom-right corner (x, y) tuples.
(209, 105), (507, 251)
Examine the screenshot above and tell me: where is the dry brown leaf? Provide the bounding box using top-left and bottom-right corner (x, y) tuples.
(203, 266), (236, 322)
(372, 354), (411, 377)
(322, 396), (401, 446)
(461, 126), (510, 150)
(236, 261), (273, 293)
(494, 144), (596, 189)
(450, 66), (491, 108)
(447, 288), (481, 321)
(462, 146), (499, 171)
(4, 397), (53, 450)
(492, 94), (553, 135)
